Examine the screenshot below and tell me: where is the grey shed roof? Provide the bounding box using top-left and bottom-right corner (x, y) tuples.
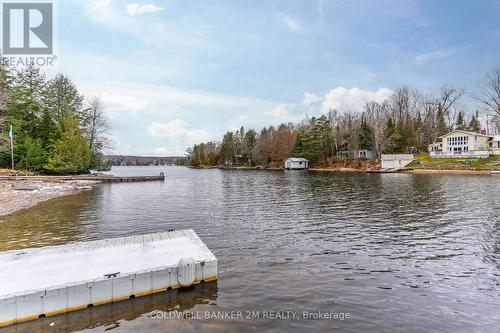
(286, 158), (309, 162)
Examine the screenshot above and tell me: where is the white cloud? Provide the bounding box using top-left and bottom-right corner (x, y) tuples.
(148, 119), (211, 145)
(153, 147), (187, 156)
(264, 104), (290, 118)
(79, 0), (208, 47)
(126, 3), (164, 16)
(277, 13), (301, 32)
(98, 92), (152, 117)
(78, 81), (276, 116)
(321, 87), (393, 113)
(89, 0), (111, 12)
(302, 92), (321, 105)
(73, 80), (281, 155)
(414, 46), (464, 64)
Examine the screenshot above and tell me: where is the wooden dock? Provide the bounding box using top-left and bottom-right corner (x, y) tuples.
(0, 174), (165, 183)
(0, 230), (217, 327)
(367, 167), (413, 173)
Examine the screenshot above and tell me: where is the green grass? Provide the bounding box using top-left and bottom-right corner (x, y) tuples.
(412, 153), (500, 170)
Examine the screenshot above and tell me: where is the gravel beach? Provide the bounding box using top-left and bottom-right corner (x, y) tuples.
(0, 179), (98, 216)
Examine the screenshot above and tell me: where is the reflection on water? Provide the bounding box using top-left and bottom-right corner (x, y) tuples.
(1, 167), (499, 332)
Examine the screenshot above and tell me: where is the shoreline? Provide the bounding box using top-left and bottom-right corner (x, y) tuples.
(0, 179), (98, 217)
(194, 165), (499, 175)
(2, 165), (497, 217)
(404, 168), (494, 175)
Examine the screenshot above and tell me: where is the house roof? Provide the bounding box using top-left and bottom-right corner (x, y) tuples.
(439, 130), (491, 139)
(286, 157), (309, 162)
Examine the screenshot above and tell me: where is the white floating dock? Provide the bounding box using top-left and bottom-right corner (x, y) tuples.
(0, 229), (217, 327)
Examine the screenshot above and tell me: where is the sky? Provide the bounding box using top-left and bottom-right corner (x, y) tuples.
(43, 0), (500, 156)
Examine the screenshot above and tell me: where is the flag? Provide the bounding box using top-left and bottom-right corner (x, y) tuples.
(8, 125), (12, 139)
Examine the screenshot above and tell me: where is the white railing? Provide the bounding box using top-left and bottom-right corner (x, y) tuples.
(430, 150), (490, 158)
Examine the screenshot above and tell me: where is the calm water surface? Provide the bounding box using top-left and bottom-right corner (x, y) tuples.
(1, 167), (499, 332)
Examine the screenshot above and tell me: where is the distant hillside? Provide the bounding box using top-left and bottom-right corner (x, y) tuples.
(104, 155), (187, 166)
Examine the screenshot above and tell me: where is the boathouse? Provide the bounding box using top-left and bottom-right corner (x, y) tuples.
(381, 154), (414, 169)
(285, 158), (309, 170)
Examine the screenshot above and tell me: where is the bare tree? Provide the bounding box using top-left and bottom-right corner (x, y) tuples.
(439, 85), (466, 128)
(327, 109), (340, 154)
(390, 87), (411, 122)
(476, 67), (500, 132)
(82, 97), (110, 154)
(364, 101), (389, 157)
(269, 123), (296, 162)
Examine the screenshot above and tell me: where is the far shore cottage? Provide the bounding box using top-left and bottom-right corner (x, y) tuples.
(428, 130), (500, 158)
(285, 158), (309, 170)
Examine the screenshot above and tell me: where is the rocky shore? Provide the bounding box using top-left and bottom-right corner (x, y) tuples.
(0, 179), (98, 216)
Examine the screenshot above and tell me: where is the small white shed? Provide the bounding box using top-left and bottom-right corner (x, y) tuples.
(381, 154), (414, 169)
(356, 149), (375, 159)
(285, 158), (309, 170)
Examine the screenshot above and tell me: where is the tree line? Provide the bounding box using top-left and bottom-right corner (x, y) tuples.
(188, 67), (500, 167)
(0, 63), (110, 173)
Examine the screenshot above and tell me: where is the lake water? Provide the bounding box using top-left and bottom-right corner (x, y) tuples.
(1, 167), (499, 332)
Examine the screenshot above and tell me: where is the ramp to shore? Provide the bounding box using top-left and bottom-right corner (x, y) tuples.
(0, 230), (217, 327)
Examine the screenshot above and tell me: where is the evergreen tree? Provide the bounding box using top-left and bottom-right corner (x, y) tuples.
(45, 115), (91, 173)
(20, 137), (46, 171)
(244, 129), (257, 164)
(468, 112), (481, 132)
(219, 131), (235, 165)
(358, 116), (374, 150)
(315, 116), (333, 164)
(414, 112), (424, 150)
(45, 74), (83, 123)
(0, 65), (110, 173)
(383, 117), (396, 153)
(436, 104), (448, 136)
(393, 120), (409, 153)
(455, 111), (466, 130)
(292, 124), (321, 163)
(7, 64), (47, 137)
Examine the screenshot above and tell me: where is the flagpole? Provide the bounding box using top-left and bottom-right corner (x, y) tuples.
(11, 137), (14, 171)
(9, 125), (14, 171)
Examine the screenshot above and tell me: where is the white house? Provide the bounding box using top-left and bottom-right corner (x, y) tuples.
(429, 130), (499, 158)
(489, 135), (500, 155)
(381, 154), (414, 169)
(285, 158), (309, 170)
(356, 149), (375, 159)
